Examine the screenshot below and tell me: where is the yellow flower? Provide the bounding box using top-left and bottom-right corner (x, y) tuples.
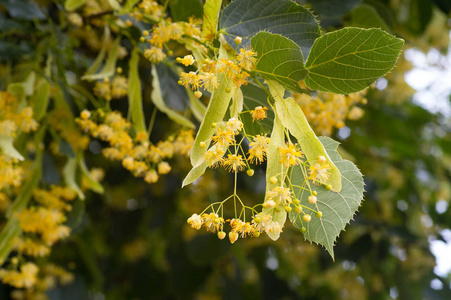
(204, 146), (225, 168)
(184, 17), (202, 37)
(93, 80), (111, 101)
(202, 213), (223, 232)
(199, 72), (219, 92)
(111, 76), (128, 99)
(180, 71), (200, 90)
(144, 170), (159, 183)
(211, 127), (235, 147)
(226, 117), (243, 133)
(223, 154), (246, 172)
(279, 143), (303, 167)
(179, 55), (195, 66)
(308, 161), (331, 184)
(233, 71), (250, 88)
(237, 47), (257, 70)
(250, 106), (268, 122)
(144, 47), (166, 63)
(167, 23), (184, 40)
(216, 59), (240, 78)
(187, 213), (203, 230)
(0, 262), (39, 289)
(266, 186), (292, 206)
(157, 161), (171, 174)
(248, 135), (270, 164)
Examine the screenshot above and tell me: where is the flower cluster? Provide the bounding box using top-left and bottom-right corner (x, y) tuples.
(93, 75), (129, 101)
(77, 110), (194, 184)
(141, 10), (203, 64)
(295, 88), (367, 136)
(177, 46), (258, 97)
(0, 91), (39, 137)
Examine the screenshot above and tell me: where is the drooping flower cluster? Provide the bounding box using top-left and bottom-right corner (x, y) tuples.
(177, 47), (257, 97)
(93, 75), (129, 101)
(77, 110), (194, 184)
(295, 88), (368, 136)
(0, 91), (39, 137)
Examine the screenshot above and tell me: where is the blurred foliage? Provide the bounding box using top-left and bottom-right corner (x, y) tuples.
(0, 0), (450, 299)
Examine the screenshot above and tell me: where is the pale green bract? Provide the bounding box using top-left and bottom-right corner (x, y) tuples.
(304, 27), (404, 94)
(220, 0), (320, 57)
(289, 137), (364, 260)
(251, 32), (307, 93)
(129, 49), (148, 134)
(263, 116), (287, 241)
(189, 44), (235, 168)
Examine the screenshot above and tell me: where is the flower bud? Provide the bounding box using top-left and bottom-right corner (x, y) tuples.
(302, 214), (312, 222)
(308, 195), (317, 204)
(316, 211), (323, 218)
(229, 231), (238, 244)
(269, 176), (277, 184)
(194, 91), (202, 98)
(234, 36), (242, 44)
(247, 169), (254, 177)
(218, 231), (226, 240)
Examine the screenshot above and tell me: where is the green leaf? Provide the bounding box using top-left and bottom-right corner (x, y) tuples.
(82, 36), (121, 81)
(7, 83), (25, 103)
(0, 135), (24, 161)
(63, 157), (85, 200)
(128, 48), (147, 134)
(350, 4), (390, 32)
(151, 65), (195, 129)
(202, 0), (221, 40)
(289, 137), (364, 260)
(304, 27), (404, 94)
(190, 44), (235, 167)
(251, 32), (307, 93)
(298, 0), (362, 18)
(270, 80), (341, 192)
(241, 79), (273, 136)
(170, 0), (203, 22)
(30, 78), (50, 121)
(221, 0), (320, 57)
(65, 0), (89, 11)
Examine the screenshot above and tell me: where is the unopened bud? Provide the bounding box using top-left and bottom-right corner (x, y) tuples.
(318, 156), (327, 164)
(229, 231), (238, 244)
(225, 87), (231, 93)
(199, 141), (206, 148)
(308, 195), (317, 204)
(218, 231), (226, 240)
(247, 169), (254, 177)
(194, 91), (202, 98)
(234, 36), (242, 45)
(316, 211), (323, 218)
(302, 214), (312, 222)
(269, 176), (277, 184)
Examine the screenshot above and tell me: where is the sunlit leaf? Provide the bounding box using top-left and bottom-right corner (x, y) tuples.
(304, 27), (404, 94)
